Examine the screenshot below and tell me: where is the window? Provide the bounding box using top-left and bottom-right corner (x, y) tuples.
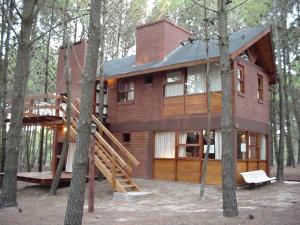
(117, 79), (134, 103)
(260, 135), (267, 160)
(237, 131), (247, 160)
(165, 71), (184, 97)
(178, 132), (200, 158)
(154, 132), (176, 158)
(257, 75), (263, 101)
(248, 134), (258, 159)
(237, 66), (245, 93)
(123, 133), (131, 142)
(144, 74), (153, 84)
(202, 130), (222, 159)
(187, 65), (206, 94)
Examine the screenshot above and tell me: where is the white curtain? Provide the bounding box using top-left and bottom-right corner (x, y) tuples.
(66, 143), (76, 172)
(215, 130), (222, 159)
(165, 83), (184, 97)
(187, 65), (206, 94)
(210, 64), (222, 92)
(155, 132), (175, 158)
(260, 135), (267, 160)
(178, 133), (187, 157)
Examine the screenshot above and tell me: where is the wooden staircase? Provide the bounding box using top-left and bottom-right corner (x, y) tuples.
(61, 97), (141, 193)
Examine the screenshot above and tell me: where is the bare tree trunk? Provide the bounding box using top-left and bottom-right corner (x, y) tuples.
(217, 0), (238, 217)
(97, 0), (107, 124)
(0, 0), (13, 179)
(270, 86), (278, 166)
(200, 0), (212, 199)
(273, 0), (285, 182)
(64, 0), (101, 224)
(0, 0), (39, 209)
(49, 0), (71, 195)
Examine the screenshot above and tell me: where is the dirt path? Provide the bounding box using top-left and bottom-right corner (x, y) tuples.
(0, 167), (300, 225)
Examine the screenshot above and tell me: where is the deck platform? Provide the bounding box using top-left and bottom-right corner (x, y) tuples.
(17, 171), (72, 185)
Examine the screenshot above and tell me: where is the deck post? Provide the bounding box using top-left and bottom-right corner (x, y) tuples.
(111, 155), (116, 188)
(88, 136), (95, 213)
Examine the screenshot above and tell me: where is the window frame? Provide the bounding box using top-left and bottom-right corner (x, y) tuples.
(237, 65), (245, 95)
(117, 79), (134, 103)
(177, 131), (201, 159)
(257, 74), (263, 102)
(164, 70), (185, 98)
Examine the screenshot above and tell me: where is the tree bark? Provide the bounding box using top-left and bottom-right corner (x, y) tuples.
(217, 0), (238, 217)
(0, 0), (39, 209)
(49, 0), (71, 196)
(273, 0), (285, 182)
(200, 0), (212, 200)
(64, 0), (101, 224)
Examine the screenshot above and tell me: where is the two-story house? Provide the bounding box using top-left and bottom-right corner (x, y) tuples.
(55, 19), (276, 185)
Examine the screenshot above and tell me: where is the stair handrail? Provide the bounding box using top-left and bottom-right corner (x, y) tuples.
(75, 97), (140, 167)
(60, 96), (128, 169)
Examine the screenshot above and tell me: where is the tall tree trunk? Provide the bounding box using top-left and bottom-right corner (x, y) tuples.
(273, 0), (285, 182)
(64, 0), (101, 224)
(97, 0), (107, 124)
(0, 0), (39, 209)
(200, 0), (212, 199)
(218, 0), (238, 217)
(270, 86), (278, 166)
(49, 0), (71, 195)
(0, 0), (13, 179)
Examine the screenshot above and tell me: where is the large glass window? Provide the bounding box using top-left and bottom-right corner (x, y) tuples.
(187, 65), (206, 94)
(165, 71), (184, 97)
(202, 130), (222, 159)
(178, 132), (200, 158)
(154, 132), (176, 158)
(117, 79), (134, 103)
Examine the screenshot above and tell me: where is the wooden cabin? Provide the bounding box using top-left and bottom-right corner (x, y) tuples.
(54, 19), (276, 186)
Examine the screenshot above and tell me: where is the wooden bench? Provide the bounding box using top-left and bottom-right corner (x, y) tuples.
(240, 170), (276, 187)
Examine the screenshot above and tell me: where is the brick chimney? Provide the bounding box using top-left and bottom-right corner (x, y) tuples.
(56, 40), (88, 101)
(135, 19), (192, 65)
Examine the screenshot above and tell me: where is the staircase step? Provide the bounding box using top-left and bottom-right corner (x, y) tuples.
(116, 179), (130, 182)
(122, 184), (136, 188)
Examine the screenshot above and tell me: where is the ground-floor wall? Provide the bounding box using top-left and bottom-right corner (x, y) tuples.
(108, 115), (271, 185)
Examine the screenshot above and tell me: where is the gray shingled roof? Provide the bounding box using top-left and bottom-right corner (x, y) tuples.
(102, 26), (268, 78)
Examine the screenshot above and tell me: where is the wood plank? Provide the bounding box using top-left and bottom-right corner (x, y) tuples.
(154, 159), (175, 181)
(185, 94), (207, 114)
(205, 160), (222, 185)
(211, 92), (222, 113)
(176, 159), (200, 183)
(163, 96), (184, 116)
(236, 161), (247, 185)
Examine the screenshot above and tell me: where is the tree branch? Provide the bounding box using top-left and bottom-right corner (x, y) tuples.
(192, 0), (218, 13)
(228, 0), (248, 11)
(30, 12), (89, 45)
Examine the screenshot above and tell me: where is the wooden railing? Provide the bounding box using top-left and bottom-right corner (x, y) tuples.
(60, 96), (139, 182)
(6, 93), (62, 118)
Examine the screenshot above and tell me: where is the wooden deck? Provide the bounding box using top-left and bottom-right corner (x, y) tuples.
(17, 171), (72, 185)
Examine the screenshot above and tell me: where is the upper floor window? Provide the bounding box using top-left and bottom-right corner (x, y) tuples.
(257, 75), (263, 101)
(187, 66), (206, 94)
(165, 71), (184, 97)
(237, 66), (245, 93)
(117, 79), (134, 103)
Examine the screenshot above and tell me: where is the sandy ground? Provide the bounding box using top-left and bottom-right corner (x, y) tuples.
(0, 167), (300, 225)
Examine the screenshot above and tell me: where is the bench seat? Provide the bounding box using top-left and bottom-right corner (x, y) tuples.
(240, 170), (276, 185)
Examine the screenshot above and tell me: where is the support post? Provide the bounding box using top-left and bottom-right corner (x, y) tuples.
(88, 136), (95, 213)
(111, 155), (116, 189)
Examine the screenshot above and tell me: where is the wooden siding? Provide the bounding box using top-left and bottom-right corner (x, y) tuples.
(176, 159), (200, 183)
(163, 92), (222, 116)
(154, 159), (175, 181)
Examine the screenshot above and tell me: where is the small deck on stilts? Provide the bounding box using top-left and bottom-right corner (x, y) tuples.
(16, 171), (72, 185)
